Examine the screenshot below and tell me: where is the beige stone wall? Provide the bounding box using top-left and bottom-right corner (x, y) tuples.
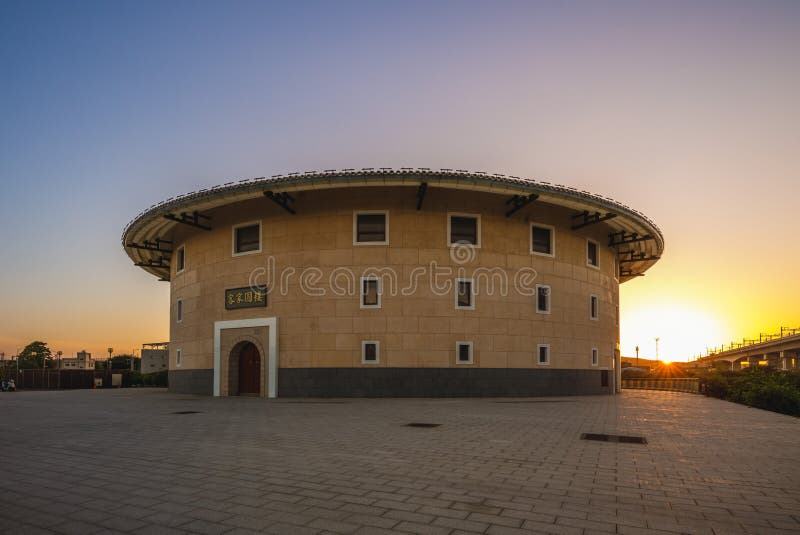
(168, 186), (619, 372)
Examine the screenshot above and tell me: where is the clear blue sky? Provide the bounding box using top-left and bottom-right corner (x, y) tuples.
(1, 1), (798, 359)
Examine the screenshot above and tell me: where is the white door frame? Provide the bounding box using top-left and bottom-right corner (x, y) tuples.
(213, 317), (278, 398)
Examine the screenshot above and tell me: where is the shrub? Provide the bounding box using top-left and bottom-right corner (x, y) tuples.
(699, 367), (800, 417)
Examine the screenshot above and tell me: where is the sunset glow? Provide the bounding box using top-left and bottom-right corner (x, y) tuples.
(1, 2), (798, 362)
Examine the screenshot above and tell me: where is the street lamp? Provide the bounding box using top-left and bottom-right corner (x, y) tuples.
(655, 337), (660, 362)
(56, 351), (63, 389)
(635, 345), (639, 368)
(107, 347), (113, 371)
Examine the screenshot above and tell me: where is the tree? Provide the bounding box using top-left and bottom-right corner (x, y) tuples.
(19, 341), (53, 369)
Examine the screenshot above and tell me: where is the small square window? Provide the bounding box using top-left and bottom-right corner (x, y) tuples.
(590, 295), (599, 320)
(362, 341), (379, 364)
(360, 277), (381, 309)
(354, 212), (388, 244)
(456, 341), (473, 364)
(531, 224), (554, 256)
(233, 222), (261, 256)
(537, 344), (550, 365)
(176, 299), (183, 323)
(587, 240), (599, 268)
(536, 285), (550, 314)
(591, 348), (599, 367)
(176, 245), (185, 273)
(175, 348), (182, 368)
(448, 214), (480, 246)
(455, 279), (474, 309)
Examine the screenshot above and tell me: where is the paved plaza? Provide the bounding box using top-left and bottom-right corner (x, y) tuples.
(1, 389), (798, 535)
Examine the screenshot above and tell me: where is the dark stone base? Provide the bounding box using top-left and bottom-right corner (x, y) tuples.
(278, 368), (611, 397)
(168, 369), (214, 395)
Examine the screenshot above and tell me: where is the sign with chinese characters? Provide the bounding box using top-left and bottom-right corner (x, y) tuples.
(225, 286), (267, 310)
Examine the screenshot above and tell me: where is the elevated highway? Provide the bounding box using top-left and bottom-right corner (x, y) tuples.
(692, 331), (800, 370)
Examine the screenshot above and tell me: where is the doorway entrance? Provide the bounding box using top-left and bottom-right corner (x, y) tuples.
(238, 342), (261, 395)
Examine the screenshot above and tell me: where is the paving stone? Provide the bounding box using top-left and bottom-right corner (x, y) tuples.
(2, 389), (799, 535)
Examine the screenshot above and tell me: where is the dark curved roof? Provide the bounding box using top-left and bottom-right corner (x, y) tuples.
(122, 167), (664, 282)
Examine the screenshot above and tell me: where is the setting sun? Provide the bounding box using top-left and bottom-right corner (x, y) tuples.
(619, 300), (726, 362)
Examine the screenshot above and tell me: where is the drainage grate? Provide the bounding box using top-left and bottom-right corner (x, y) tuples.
(495, 400), (573, 404)
(405, 423), (441, 428)
(581, 433), (646, 444)
(171, 411), (201, 415)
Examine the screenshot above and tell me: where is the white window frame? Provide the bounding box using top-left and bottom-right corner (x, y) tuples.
(176, 298), (183, 323)
(590, 294), (599, 321)
(447, 212), (481, 248)
(455, 341), (474, 365)
(455, 278), (475, 310)
(587, 238), (600, 269)
(352, 210), (389, 246)
(175, 244), (186, 274)
(591, 347), (599, 367)
(361, 340), (380, 364)
(530, 223), (555, 257)
(360, 276), (382, 309)
(535, 284), (551, 314)
(175, 348), (182, 368)
(537, 344), (550, 366)
(231, 220), (262, 257)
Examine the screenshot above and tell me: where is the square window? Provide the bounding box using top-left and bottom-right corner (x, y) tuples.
(360, 277), (381, 308)
(537, 344), (550, 365)
(233, 222), (261, 255)
(591, 348), (599, 366)
(536, 285), (550, 314)
(587, 239), (599, 268)
(176, 299), (183, 323)
(448, 214), (480, 246)
(354, 212), (388, 244)
(456, 342), (473, 364)
(456, 279), (474, 309)
(176, 245), (185, 273)
(531, 224), (554, 256)
(362, 341), (379, 364)
(590, 295), (599, 320)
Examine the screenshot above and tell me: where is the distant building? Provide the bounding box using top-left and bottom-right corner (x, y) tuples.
(141, 343), (168, 373)
(60, 350), (95, 370)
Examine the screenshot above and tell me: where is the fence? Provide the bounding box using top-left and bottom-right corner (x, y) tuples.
(621, 377), (700, 394)
(13, 370), (133, 390)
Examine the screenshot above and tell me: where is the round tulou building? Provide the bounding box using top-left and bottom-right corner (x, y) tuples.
(122, 168), (663, 398)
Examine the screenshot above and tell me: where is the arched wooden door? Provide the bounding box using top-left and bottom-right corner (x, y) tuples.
(238, 342), (261, 395)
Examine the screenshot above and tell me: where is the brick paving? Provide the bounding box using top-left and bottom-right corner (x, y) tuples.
(1, 389), (798, 534)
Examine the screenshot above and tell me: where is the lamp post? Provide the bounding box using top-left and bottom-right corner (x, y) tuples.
(635, 345), (639, 368)
(655, 337), (660, 362)
(56, 351), (63, 389)
(107, 347), (113, 387)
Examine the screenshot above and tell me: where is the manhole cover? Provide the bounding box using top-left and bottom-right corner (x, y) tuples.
(581, 433), (646, 444)
(405, 423), (441, 428)
(171, 411), (201, 415)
